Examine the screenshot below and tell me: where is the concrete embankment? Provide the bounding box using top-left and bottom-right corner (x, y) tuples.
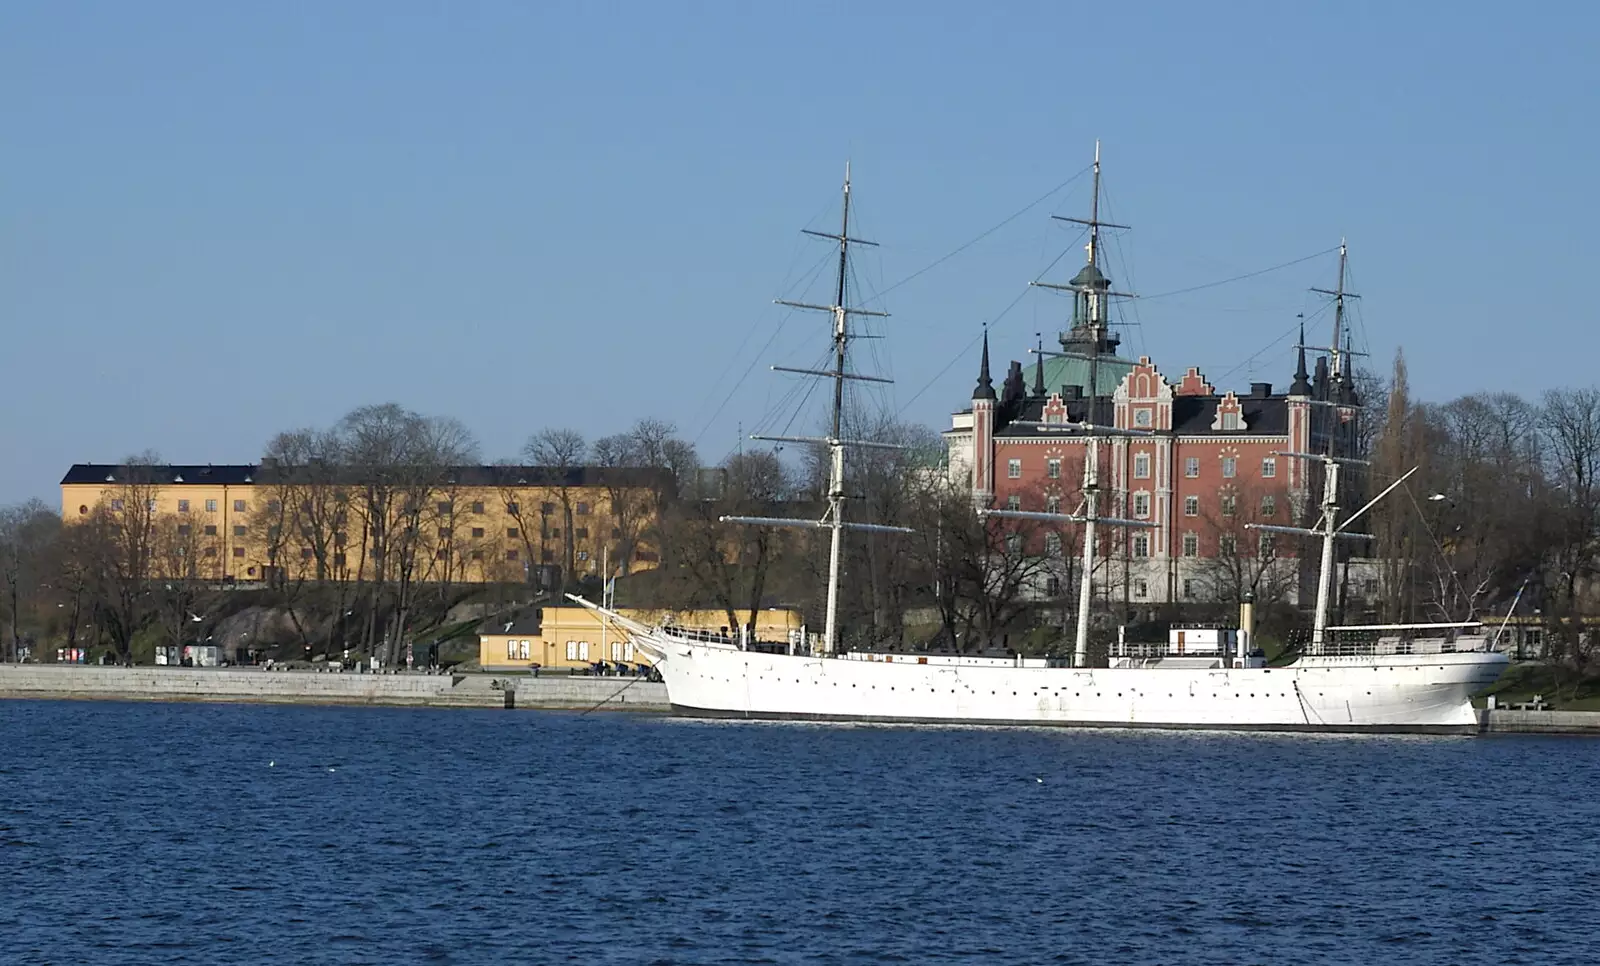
(0, 665), (669, 712)
(1480, 709), (1600, 735)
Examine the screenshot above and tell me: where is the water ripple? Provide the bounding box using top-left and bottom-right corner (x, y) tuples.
(0, 701), (1596, 964)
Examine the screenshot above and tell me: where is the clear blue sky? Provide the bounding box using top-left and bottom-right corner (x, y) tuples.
(4, 1), (1596, 503)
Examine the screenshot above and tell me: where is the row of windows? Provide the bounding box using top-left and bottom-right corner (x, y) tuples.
(1044, 575), (1270, 600)
(1019, 530), (1276, 559)
(96, 497), (606, 517)
(1008, 456), (1277, 480)
(1003, 492), (1277, 518)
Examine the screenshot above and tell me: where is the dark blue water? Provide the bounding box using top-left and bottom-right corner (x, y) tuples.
(2, 702), (1597, 965)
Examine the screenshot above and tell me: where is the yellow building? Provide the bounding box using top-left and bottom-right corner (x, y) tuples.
(60, 462), (672, 585)
(479, 605), (805, 671)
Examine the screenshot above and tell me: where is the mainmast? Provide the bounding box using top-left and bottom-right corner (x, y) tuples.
(724, 164), (911, 657)
(997, 143), (1149, 668)
(1311, 240), (1361, 383)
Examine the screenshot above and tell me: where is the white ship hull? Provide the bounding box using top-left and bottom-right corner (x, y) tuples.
(631, 632), (1507, 734)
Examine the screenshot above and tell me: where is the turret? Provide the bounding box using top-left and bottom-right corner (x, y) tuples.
(971, 328), (996, 506)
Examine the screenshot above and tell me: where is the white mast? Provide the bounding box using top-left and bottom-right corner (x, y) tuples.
(994, 143), (1150, 668)
(723, 164), (912, 657)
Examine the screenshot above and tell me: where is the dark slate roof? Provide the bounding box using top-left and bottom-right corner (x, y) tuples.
(63, 463), (675, 489)
(61, 464), (259, 486)
(478, 609), (544, 637)
(990, 393), (1292, 438)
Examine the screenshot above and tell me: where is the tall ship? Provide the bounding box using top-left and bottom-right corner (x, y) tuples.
(577, 152), (1508, 733)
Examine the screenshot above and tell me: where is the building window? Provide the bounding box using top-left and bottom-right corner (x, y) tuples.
(205, 499), (218, 513)
(1184, 495), (1199, 517)
(1133, 533), (1149, 558)
(1182, 533), (1198, 557)
(507, 641), (517, 661)
(1134, 408), (1153, 428)
(1182, 578), (1194, 598)
(437, 502), (453, 515)
(1261, 494), (1276, 517)
(234, 500), (247, 512)
(542, 550), (554, 562)
(1045, 533), (1062, 555)
(436, 549), (449, 560)
(1133, 453), (1150, 479)
(203, 547), (217, 558)
(472, 527), (485, 538)
(233, 547), (245, 558)
(267, 500), (281, 514)
(233, 525), (246, 537)
(1259, 533), (1276, 558)
(334, 532), (346, 547)
(1221, 494), (1236, 517)
(575, 528), (589, 539)
(147, 499), (157, 513)
(178, 500), (190, 513)
(1007, 459), (1022, 479)
(472, 501), (485, 514)
(204, 525), (218, 536)
(110, 499), (125, 511)
(566, 641), (578, 661)
(1047, 459), (1061, 480)
(1185, 457), (1199, 478)
(1220, 533), (1237, 556)
(1046, 495), (1060, 513)
(438, 527), (452, 539)
(1133, 493), (1151, 518)
(610, 527), (621, 538)
(177, 524), (192, 536)
(506, 501), (520, 515)
(576, 502), (591, 515)
(300, 548), (313, 560)
(541, 502), (555, 515)
(1134, 578), (1148, 599)
(1221, 412), (1243, 432)
(1005, 533), (1023, 554)
(1262, 458), (1277, 478)
(520, 641), (531, 660)
(471, 550), (484, 561)
(506, 549), (520, 561)
(333, 553), (346, 567)
(1046, 576), (1062, 596)
(508, 527), (520, 538)
(1222, 457), (1237, 478)
(1006, 495), (1021, 511)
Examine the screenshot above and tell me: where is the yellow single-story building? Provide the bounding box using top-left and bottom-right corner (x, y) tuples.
(479, 605), (804, 671)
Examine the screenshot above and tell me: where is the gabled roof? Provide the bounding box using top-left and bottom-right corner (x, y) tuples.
(989, 393), (1293, 438)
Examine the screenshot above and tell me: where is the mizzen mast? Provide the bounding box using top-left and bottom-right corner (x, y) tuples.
(725, 164), (912, 657)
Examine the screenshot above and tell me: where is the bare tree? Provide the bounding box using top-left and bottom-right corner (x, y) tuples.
(1196, 479), (1300, 608)
(524, 428), (587, 591)
(0, 501), (59, 662)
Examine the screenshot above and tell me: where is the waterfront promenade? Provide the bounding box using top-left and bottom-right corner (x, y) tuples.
(0, 664), (669, 712)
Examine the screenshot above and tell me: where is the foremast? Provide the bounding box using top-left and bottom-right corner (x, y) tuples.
(723, 164), (912, 657)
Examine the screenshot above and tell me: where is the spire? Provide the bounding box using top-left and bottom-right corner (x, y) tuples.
(973, 326), (996, 400)
(1032, 333), (1046, 396)
(1290, 321), (1311, 396)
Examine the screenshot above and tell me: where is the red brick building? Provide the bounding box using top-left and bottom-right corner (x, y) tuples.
(946, 263), (1357, 606)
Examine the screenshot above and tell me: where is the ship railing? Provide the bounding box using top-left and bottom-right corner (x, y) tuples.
(1312, 622), (1491, 656)
(1110, 642), (1228, 660)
